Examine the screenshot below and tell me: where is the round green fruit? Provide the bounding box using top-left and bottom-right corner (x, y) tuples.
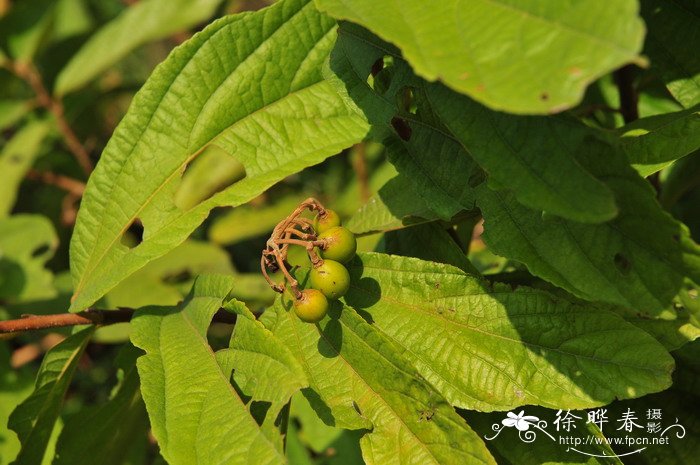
(293, 289), (329, 323)
(318, 226), (357, 263)
(309, 260), (350, 299)
(314, 209), (341, 234)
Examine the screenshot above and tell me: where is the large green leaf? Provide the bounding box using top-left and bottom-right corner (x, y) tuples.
(8, 327), (94, 465)
(263, 299), (497, 465)
(130, 275), (286, 465)
(69, 0), (369, 312)
(217, 300), (308, 449)
(0, 120), (51, 218)
(316, 0), (645, 114)
(0, 215), (58, 303)
(331, 24), (618, 224)
(54, 0), (224, 95)
(53, 344), (148, 465)
(380, 222), (478, 274)
(640, 0), (700, 108)
(616, 104), (700, 176)
(343, 253), (673, 411)
(329, 24), (700, 314)
(0, 345), (34, 465)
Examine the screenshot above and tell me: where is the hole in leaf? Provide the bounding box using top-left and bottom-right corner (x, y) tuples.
(174, 145), (246, 211)
(120, 218), (144, 249)
(31, 244), (50, 258)
(397, 86), (417, 114)
(367, 55), (394, 94)
(390, 116), (412, 141)
(249, 400), (272, 427)
(352, 401), (363, 417)
(613, 252), (631, 275)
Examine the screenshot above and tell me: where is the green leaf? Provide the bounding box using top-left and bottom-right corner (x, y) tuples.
(674, 339), (700, 396)
(329, 24), (700, 313)
(346, 175), (443, 234)
(130, 275), (286, 465)
(54, 0), (224, 95)
(0, 344), (34, 465)
(618, 283), (700, 351)
(222, 301), (308, 406)
(8, 327), (94, 465)
(217, 300), (308, 448)
(288, 392), (342, 454)
(53, 344), (148, 465)
(344, 253), (674, 411)
(380, 222), (479, 274)
(173, 145), (246, 211)
(0, 215), (58, 303)
(332, 24), (618, 224)
(0, 120), (51, 218)
(640, 0), (700, 108)
(316, 0), (645, 114)
(477, 170), (697, 314)
(428, 85), (619, 223)
(69, 0), (369, 312)
(264, 298), (497, 465)
(0, 0), (58, 61)
(0, 99), (32, 131)
(209, 194), (309, 245)
(660, 151), (700, 208)
(102, 239), (235, 309)
(616, 104), (700, 176)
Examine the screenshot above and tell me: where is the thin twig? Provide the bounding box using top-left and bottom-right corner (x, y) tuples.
(9, 61), (94, 175)
(27, 169), (86, 196)
(352, 143), (370, 202)
(613, 65), (639, 124)
(0, 308), (237, 335)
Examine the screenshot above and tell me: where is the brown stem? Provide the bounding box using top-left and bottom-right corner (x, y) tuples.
(0, 308), (237, 335)
(27, 169), (86, 196)
(613, 65), (639, 124)
(9, 62), (94, 175)
(353, 143), (370, 202)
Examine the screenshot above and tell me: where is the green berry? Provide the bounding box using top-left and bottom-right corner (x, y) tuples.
(293, 289), (329, 323)
(319, 226), (357, 263)
(314, 209), (341, 234)
(309, 260), (350, 299)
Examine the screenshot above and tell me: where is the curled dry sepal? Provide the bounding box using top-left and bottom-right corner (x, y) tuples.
(260, 197), (357, 322)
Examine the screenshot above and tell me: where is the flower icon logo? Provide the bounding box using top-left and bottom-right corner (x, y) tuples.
(502, 410), (540, 431)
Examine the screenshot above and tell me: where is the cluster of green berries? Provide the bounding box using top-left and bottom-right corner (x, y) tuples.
(260, 199), (357, 325)
(294, 209), (356, 323)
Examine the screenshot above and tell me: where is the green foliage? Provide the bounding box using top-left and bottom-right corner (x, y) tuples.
(315, 0), (646, 114)
(264, 299), (496, 465)
(2, 0), (700, 463)
(68, 0), (368, 312)
(0, 215), (58, 303)
(130, 275), (286, 465)
(54, 0), (225, 96)
(0, 120), (51, 217)
(8, 328), (94, 465)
